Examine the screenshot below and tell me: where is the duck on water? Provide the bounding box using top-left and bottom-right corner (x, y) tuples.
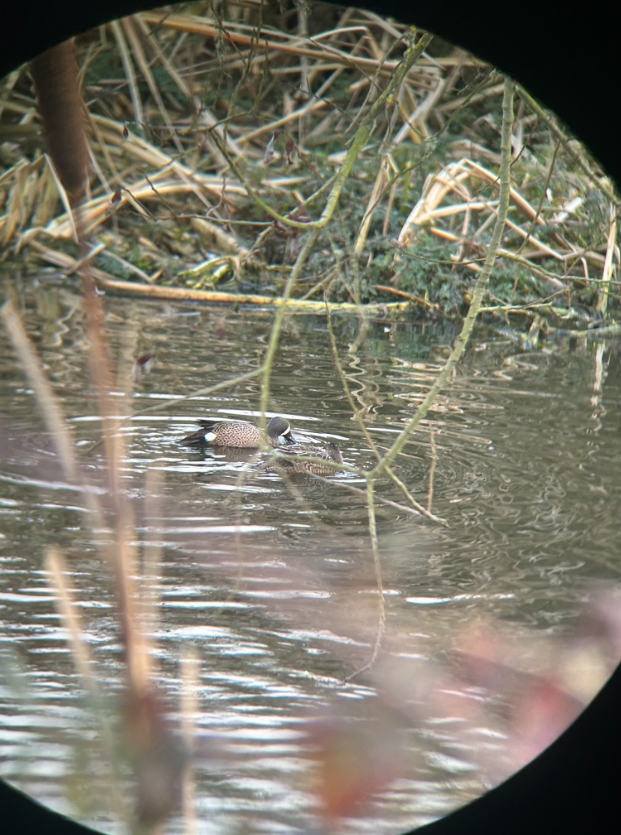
(180, 416), (295, 448)
(181, 416), (343, 474)
(271, 441), (344, 475)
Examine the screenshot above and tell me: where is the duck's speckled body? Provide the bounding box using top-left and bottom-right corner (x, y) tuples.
(274, 441), (343, 475)
(181, 416), (294, 448)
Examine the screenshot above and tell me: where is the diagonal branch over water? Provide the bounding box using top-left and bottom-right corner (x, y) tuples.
(370, 77), (516, 479)
(343, 77), (516, 676)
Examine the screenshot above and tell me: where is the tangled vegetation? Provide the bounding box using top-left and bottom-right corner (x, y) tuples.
(0, 1), (619, 333)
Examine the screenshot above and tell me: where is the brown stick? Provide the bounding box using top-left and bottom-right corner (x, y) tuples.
(30, 39), (90, 206)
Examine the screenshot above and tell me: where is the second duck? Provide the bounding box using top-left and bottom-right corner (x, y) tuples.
(273, 441), (344, 475)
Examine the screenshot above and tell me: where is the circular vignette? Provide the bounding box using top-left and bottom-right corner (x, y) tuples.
(1, 2), (619, 835)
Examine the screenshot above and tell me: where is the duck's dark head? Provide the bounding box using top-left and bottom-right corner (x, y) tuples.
(326, 442), (343, 464)
(267, 416), (295, 444)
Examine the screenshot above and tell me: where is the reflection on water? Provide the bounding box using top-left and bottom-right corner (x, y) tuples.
(1, 287), (621, 833)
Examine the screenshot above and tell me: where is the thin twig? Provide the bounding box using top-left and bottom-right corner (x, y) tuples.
(427, 427), (438, 513)
(345, 479), (385, 680)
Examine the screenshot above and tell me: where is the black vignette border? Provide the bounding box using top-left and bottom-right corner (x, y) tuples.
(0, 1), (619, 834)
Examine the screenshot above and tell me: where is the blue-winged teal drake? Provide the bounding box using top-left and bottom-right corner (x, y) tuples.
(274, 441), (343, 475)
(181, 416), (294, 448)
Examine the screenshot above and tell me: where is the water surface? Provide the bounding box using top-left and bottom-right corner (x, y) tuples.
(1, 285), (620, 833)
